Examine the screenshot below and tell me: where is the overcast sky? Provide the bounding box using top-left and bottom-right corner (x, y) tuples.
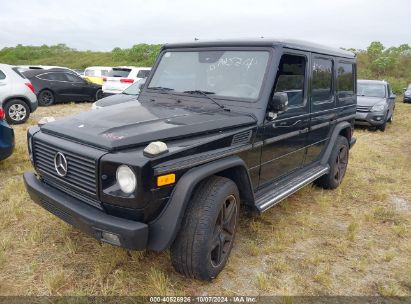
(1, 0), (410, 51)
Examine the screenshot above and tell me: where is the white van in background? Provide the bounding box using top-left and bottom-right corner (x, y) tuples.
(102, 66), (151, 95)
(84, 66), (112, 85)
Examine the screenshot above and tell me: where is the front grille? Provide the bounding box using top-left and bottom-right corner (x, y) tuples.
(33, 139), (97, 197)
(356, 105), (372, 112)
(43, 176), (103, 210)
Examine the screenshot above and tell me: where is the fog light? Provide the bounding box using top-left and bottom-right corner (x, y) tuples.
(375, 116), (382, 121)
(101, 231), (121, 246)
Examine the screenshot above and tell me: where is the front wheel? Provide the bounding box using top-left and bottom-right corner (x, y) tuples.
(315, 135), (349, 189)
(171, 176), (240, 281)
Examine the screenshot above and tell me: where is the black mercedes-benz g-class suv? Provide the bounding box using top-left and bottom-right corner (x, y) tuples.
(24, 39), (357, 280)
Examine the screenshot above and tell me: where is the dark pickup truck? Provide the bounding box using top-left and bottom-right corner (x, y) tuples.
(24, 39), (357, 280)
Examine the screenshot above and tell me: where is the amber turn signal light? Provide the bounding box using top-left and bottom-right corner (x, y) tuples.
(157, 173), (176, 187)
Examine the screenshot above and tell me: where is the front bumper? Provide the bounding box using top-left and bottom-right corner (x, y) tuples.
(23, 172), (148, 250)
(354, 111), (386, 126)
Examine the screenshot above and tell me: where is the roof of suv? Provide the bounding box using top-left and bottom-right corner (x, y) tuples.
(358, 79), (388, 84)
(163, 38), (355, 59)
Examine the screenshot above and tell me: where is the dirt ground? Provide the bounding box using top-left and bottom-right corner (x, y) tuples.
(0, 100), (410, 296)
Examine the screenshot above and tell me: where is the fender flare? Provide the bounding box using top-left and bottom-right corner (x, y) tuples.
(147, 156), (252, 251)
(320, 121), (353, 165)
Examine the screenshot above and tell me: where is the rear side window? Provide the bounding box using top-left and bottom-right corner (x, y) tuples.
(65, 73), (83, 82)
(312, 58), (333, 103)
(101, 70), (110, 76)
(274, 54), (306, 107)
(108, 68), (131, 77)
(0, 70), (5, 80)
(137, 70), (150, 78)
(39, 73), (67, 81)
(337, 63), (354, 98)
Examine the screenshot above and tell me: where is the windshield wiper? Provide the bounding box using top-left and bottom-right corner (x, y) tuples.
(183, 90), (228, 111)
(149, 86), (175, 93)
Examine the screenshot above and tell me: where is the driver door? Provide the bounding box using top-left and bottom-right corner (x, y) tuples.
(259, 52), (310, 187)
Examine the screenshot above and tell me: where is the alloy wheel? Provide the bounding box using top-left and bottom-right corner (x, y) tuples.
(8, 104), (27, 122)
(210, 194), (238, 268)
(333, 145), (348, 183)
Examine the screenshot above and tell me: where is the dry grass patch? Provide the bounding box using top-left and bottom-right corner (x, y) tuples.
(1, 100), (411, 296)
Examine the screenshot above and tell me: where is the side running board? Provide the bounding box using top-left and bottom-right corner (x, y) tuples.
(255, 165), (330, 213)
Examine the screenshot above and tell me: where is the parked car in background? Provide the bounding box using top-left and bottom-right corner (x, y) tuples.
(84, 66), (112, 85)
(0, 107), (14, 161)
(92, 78), (145, 109)
(102, 66), (150, 95)
(403, 84), (411, 103)
(23, 69), (102, 106)
(0, 64), (38, 124)
(17, 65), (80, 76)
(355, 80), (395, 131)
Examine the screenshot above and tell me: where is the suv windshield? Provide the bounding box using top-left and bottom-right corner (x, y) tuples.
(148, 50), (270, 101)
(357, 83), (386, 98)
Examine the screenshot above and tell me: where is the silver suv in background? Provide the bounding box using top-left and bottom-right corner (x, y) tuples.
(355, 79), (395, 131)
(0, 64), (38, 124)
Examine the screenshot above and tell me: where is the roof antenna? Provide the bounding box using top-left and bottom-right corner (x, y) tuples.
(194, 37), (199, 41)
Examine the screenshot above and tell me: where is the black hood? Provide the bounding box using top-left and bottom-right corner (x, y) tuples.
(357, 96), (386, 107)
(95, 94), (138, 108)
(41, 102), (256, 151)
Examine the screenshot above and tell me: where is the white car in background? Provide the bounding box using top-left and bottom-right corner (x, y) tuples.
(102, 66), (151, 95)
(0, 64), (38, 124)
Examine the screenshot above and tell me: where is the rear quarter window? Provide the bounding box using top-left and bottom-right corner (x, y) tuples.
(0, 70), (6, 80)
(336, 62), (355, 106)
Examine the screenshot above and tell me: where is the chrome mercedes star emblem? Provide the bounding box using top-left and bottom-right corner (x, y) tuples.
(54, 152), (68, 177)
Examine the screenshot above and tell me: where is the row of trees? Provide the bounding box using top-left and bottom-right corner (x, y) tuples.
(0, 41), (410, 93)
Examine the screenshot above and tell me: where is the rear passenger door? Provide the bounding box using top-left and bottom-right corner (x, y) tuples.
(304, 56), (336, 165)
(259, 52), (310, 186)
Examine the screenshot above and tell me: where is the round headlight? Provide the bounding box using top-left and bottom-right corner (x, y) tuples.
(116, 165), (137, 194)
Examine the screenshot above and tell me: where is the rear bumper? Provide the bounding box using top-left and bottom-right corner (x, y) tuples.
(23, 172), (148, 250)
(0, 121), (14, 161)
(355, 111), (386, 126)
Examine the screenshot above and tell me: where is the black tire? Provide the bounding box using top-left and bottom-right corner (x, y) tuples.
(171, 176), (240, 281)
(38, 90), (55, 106)
(387, 109), (394, 123)
(315, 135), (349, 190)
(4, 99), (30, 124)
(378, 120), (387, 132)
(94, 89), (103, 101)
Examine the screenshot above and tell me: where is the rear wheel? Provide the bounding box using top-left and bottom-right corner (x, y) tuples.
(94, 89), (103, 101)
(38, 90), (55, 106)
(315, 135), (349, 189)
(171, 176), (240, 281)
(4, 99), (30, 124)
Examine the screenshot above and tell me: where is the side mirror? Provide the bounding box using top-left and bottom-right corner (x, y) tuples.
(270, 92), (289, 113)
(403, 88), (407, 92)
